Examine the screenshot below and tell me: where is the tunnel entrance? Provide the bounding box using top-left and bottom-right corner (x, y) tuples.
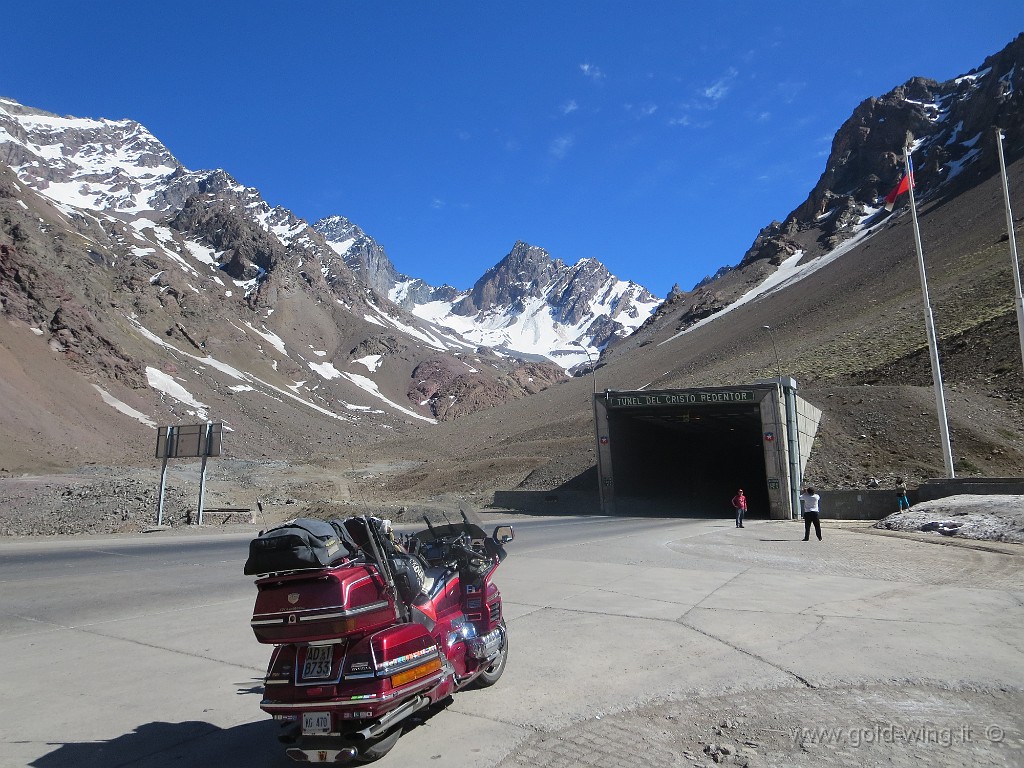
(592, 383), (820, 519)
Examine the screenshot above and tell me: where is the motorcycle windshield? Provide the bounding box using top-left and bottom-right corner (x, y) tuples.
(414, 507), (490, 543)
(413, 521), (488, 543)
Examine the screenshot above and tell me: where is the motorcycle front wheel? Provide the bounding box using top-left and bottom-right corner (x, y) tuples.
(473, 620), (508, 688)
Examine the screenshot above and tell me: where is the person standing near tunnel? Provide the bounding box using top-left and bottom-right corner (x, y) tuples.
(731, 488), (747, 528)
(800, 486), (822, 541)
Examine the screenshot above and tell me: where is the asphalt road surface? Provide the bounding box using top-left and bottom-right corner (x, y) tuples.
(1, 515), (1022, 767)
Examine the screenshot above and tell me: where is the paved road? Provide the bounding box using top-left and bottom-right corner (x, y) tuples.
(1, 516), (1022, 767)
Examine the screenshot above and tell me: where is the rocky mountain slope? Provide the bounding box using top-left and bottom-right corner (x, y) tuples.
(636, 34), (1024, 341)
(345, 33), (1024, 512)
(0, 95), (573, 474)
(2, 35), (1024, 533)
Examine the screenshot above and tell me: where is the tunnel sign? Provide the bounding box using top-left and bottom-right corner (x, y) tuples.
(608, 390), (754, 408)
(764, 431), (775, 442)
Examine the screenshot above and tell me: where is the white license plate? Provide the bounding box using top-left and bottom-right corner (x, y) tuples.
(302, 711), (332, 734)
(302, 645), (333, 679)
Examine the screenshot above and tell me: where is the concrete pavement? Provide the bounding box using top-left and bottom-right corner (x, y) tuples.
(1, 516), (1022, 767)
(480, 518), (1024, 767)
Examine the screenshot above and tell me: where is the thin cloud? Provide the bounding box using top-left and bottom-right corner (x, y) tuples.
(670, 66), (740, 125)
(579, 62), (604, 81)
(776, 79), (806, 103)
(549, 134), (575, 159)
(702, 67), (739, 104)
(626, 102), (658, 119)
(668, 114), (712, 130)
(561, 99), (579, 115)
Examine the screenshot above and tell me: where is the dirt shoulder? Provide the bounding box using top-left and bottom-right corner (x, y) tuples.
(2, 460), (1023, 545)
(498, 683), (1023, 768)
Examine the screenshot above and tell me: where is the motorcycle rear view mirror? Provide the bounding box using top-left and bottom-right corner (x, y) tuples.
(492, 525), (514, 544)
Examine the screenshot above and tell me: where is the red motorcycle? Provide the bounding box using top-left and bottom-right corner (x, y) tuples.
(245, 512), (513, 763)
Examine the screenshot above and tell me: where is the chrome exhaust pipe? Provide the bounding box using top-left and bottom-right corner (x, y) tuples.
(354, 695), (431, 741)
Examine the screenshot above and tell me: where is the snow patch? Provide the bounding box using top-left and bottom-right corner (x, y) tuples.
(353, 354), (383, 372)
(242, 321), (288, 355)
(309, 361), (343, 380)
(145, 367), (209, 420)
(340, 372), (437, 423)
(92, 385), (157, 428)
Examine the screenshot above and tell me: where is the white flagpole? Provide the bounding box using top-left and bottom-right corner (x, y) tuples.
(995, 127), (1024, 380)
(904, 144), (955, 477)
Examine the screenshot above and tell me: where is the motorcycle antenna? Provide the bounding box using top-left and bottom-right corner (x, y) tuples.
(255, 497), (268, 533)
(423, 514), (437, 535)
(362, 515), (399, 602)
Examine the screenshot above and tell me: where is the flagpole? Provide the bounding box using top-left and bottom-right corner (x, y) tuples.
(995, 127), (1024, 380)
(904, 144), (955, 477)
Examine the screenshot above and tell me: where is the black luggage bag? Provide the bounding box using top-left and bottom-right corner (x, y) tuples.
(244, 518), (354, 575)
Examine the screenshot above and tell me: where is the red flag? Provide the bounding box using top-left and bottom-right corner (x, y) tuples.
(884, 171), (913, 211)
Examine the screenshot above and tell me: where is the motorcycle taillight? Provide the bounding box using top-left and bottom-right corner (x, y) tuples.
(389, 656), (443, 688)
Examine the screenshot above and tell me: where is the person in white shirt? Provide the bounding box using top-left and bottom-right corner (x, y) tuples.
(799, 486), (822, 541)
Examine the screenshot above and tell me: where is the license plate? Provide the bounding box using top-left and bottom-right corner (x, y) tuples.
(302, 711), (332, 735)
(302, 645), (333, 679)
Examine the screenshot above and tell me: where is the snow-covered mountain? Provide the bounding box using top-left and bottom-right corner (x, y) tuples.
(0, 97), (568, 451)
(0, 98), (662, 387)
(313, 215), (459, 308)
(404, 241), (660, 371)
(313, 221), (661, 373)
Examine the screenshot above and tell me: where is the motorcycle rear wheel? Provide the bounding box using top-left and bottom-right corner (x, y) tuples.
(353, 727), (401, 764)
(473, 620), (508, 688)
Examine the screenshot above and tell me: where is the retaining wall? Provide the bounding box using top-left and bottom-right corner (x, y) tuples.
(820, 477), (1024, 520)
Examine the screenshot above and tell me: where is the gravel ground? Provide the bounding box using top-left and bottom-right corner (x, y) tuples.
(0, 461), (508, 537)
(2, 463), (1024, 544)
(498, 684), (1024, 768)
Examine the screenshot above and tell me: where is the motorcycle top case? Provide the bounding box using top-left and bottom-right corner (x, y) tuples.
(244, 518), (353, 576)
(250, 564), (399, 644)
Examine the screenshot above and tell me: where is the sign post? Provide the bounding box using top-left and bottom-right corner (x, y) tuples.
(155, 422), (223, 526)
(156, 425), (174, 527)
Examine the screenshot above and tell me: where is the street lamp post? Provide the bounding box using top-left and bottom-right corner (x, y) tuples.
(572, 341), (598, 394)
(762, 325), (782, 383)
(762, 324), (792, 518)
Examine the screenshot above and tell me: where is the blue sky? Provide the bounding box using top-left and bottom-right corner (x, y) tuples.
(6, 2), (1023, 297)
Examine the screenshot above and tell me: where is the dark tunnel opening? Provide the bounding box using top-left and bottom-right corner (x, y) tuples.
(607, 404), (769, 518)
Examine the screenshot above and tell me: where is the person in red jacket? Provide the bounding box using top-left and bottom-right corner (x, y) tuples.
(731, 489), (747, 528)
